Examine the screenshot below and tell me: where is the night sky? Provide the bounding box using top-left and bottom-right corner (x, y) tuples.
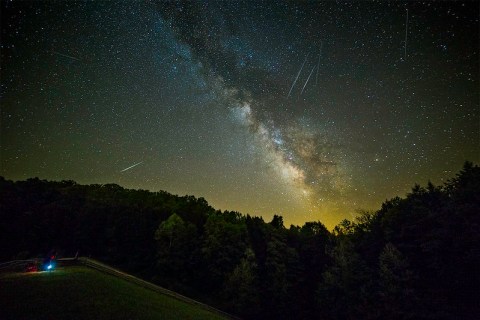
(1, 1), (478, 228)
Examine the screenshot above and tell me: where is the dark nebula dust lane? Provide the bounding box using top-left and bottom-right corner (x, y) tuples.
(1, 1), (478, 228)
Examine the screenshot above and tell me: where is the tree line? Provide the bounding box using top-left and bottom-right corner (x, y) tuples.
(0, 162), (478, 319)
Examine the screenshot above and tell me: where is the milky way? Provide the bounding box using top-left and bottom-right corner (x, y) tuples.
(1, 1), (478, 228)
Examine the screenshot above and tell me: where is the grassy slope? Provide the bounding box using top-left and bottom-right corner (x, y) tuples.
(0, 266), (230, 320)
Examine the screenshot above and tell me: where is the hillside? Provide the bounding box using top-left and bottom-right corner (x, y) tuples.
(0, 266), (231, 320)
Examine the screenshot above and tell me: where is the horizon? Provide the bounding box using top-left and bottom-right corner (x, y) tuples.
(1, 161), (473, 229)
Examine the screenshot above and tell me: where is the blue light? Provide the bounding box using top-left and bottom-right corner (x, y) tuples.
(47, 264), (53, 270)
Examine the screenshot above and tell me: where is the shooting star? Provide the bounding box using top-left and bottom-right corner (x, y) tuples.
(287, 54), (309, 98)
(315, 40), (323, 85)
(300, 65), (316, 95)
(52, 51), (81, 61)
(120, 161), (143, 173)
(404, 8), (409, 60)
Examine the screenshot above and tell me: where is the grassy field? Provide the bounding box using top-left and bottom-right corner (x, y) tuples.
(0, 266), (231, 320)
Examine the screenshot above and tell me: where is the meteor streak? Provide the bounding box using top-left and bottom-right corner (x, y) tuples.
(287, 55), (308, 97)
(52, 51), (81, 61)
(404, 9), (409, 60)
(120, 161), (143, 172)
(300, 65), (316, 95)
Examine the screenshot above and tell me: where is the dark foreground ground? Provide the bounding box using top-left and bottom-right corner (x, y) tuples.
(0, 266), (230, 320)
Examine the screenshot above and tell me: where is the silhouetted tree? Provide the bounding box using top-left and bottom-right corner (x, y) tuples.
(224, 247), (260, 316)
(155, 213), (199, 290)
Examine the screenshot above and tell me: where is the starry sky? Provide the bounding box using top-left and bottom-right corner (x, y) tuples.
(1, 1), (478, 229)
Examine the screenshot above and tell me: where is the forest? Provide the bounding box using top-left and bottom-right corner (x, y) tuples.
(1, 162), (478, 319)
